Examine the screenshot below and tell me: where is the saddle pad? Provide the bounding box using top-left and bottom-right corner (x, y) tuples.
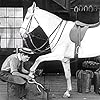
(69, 23), (89, 44)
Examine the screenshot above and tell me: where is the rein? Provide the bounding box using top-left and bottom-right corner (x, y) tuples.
(28, 18), (63, 53)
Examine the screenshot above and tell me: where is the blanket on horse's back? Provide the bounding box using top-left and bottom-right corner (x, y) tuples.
(69, 21), (89, 45)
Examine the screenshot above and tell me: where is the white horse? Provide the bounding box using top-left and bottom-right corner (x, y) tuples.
(20, 2), (100, 97)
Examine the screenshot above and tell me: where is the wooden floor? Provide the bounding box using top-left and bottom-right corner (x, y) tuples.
(0, 73), (100, 100)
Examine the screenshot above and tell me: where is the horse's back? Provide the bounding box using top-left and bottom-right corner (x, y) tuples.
(78, 25), (100, 58)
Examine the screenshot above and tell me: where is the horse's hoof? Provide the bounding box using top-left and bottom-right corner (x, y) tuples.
(63, 94), (71, 98)
(20, 97), (27, 100)
(63, 91), (71, 98)
(35, 69), (43, 77)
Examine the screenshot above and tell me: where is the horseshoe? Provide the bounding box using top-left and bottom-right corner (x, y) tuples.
(94, 6), (98, 12)
(74, 6), (79, 12)
(88, 5), (94, 12)
(78, 5), (83, 12)
(84, 5), (88, 12)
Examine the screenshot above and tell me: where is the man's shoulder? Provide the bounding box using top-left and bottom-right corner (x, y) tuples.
(8, 54), (19, 61)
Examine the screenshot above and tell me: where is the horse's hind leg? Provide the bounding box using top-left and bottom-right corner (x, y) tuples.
(62, 58), (72, 98)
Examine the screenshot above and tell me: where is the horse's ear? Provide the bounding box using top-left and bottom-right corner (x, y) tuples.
(32, 2), (36, 9)
(28, 2), (36, 13)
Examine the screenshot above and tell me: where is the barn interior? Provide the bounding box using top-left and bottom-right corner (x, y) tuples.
(0, 0), (100, 76)
(0, 0), (100, 100)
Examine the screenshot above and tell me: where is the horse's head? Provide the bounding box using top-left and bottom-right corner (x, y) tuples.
(20, 2), (38, 38)
(20, 1), (62, 38)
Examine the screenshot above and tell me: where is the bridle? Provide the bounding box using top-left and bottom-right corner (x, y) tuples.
(20, 10), (65, 54)
(20, 8), (79, 64)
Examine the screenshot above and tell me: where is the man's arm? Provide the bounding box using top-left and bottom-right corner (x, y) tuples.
(12, 71), (30, 80)
(22, 65), (29, 74)
(10, 58), (30, 80)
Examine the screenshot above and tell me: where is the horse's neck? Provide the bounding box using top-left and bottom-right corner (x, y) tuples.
(33, 8), (62, 37)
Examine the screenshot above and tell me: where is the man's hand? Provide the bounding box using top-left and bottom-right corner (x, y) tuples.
(22, 67), (29, 74)
(29, 72), (35, 79)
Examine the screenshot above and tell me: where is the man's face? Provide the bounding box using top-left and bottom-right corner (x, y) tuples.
(21, 53), (30, 62)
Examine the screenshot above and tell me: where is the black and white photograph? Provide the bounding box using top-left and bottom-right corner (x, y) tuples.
(0, 0), (100, 100)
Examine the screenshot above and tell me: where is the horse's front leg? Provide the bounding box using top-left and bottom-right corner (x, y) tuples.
(30, 56), (43, 72)
(29, 52), (60, 78)
(29, 55), (44, 78)
(62, 57), (72, 98)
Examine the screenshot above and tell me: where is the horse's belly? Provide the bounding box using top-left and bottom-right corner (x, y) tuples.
(51, 39), (75, 59)
(78, 27), (100, 58)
